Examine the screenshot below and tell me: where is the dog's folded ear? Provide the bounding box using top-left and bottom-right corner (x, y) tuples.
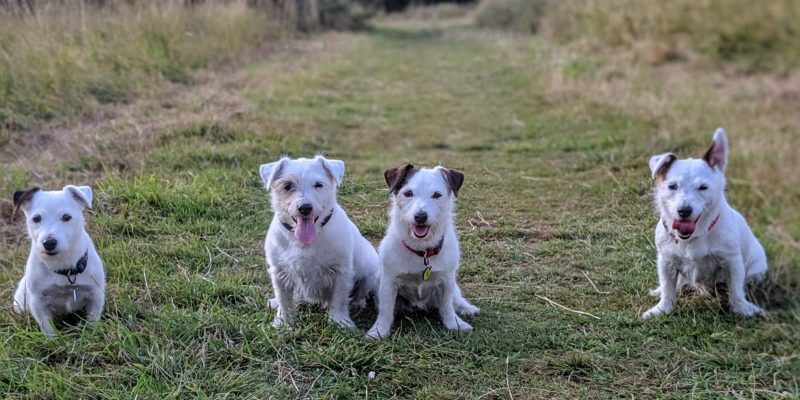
(317, 156), (345, 186)
(13, 187), (41, 214)
(260, 157), (289, 189)
(437, 167), (465, 197)
(384, 164), (416, 195)
(65, 185), (93, 209)
(703, 127), (728, 172)
(649, 153), (677, 181)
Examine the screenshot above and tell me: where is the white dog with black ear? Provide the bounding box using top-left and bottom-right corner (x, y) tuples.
(366, 165), (479, 340)
(644, 128), (768, 318)
(12, 185), (106, 336)
(260, 155), (379, 329)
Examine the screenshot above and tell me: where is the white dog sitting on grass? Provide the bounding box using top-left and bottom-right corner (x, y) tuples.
(259, 155), (380, 329)
(366, 164), (479, 340)
(644, 128), (768, 318)
(12, 185), (106, 336)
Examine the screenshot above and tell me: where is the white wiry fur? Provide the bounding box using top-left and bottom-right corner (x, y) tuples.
(643, 128), (767, 318)
(366, 165), (479, 340)
(260, 155), (379, 329)
(12, 185), (106, 336)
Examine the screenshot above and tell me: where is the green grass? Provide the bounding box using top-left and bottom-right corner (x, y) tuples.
(1, 11), (799, 399)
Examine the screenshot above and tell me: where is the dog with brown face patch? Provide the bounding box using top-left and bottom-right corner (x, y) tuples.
(644, 128), (768, 318)
(366, 164), (479, 340)
(259, 155), (379, 329)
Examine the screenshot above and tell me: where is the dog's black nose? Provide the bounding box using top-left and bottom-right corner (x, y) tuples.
(414, 211), (428, 224)
(298, 203), (313, 216)
(43, 238), (57, 251)
(678, 206), (693, 219)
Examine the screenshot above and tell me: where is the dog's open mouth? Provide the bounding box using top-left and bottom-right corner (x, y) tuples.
(44, 251), (58, 256)
(412, 224), (430, 238)
(672, 215), (701, 240)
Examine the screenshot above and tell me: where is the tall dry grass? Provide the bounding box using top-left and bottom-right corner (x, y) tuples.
(476, 0), (800, 72)
(0, 1), (280, 135)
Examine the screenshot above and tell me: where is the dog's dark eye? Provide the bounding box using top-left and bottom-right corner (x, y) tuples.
(432, 192), (442, 199)
(283, 183), (294, 191)
(32, 215), (42, 223)
(667, 183), (678, 190)
(698, 184), (708, 191)
(314, 182), (324, 189)
(61, 214), (72, 222)
(403, 190), (413, 198)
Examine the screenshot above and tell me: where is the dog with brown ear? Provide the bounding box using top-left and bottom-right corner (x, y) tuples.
(12, 185), (106, 336)
(366, 165), (479, 340)
(644, 128), (767, 318)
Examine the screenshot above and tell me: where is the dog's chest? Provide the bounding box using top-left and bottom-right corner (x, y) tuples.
(38, 281), (94, 314)
(668, 250), (726, 277)
(271, 249), (345, 303)
(395, 272), (445, 307)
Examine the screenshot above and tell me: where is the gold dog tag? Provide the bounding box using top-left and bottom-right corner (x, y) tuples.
(422, 266), (432, 281)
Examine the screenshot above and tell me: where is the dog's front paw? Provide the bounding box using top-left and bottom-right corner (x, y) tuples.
(365, 328), (385, 341)
(457, 303), (480, 317)
(443, 316), (473, 331)
(271, 317), (291, 329)
(648, 288), (661, 297)
(329, 314), (356, 330)
(642, 303), (672, 318)
(85, 313), (101, 322)
(732, 301), (765, 316)
(267, 298), (279, 310)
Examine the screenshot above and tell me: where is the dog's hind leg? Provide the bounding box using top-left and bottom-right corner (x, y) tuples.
(439, 276), (472, 331)
(745, 239), (768, 282)
(85, 286), (106, 322)
(643, 255), (678, 318)
(270, 276), (297, 328)
(327, 267), (356, 329)
(267, 298), (279, 309)
(28, 298), (56, 337)
(351, 278), (370, 310)
(12, 277), (27, 313)
(452, 284), (480, 317)
(366, 275), (399, 340)
(728, 256), (765, 316)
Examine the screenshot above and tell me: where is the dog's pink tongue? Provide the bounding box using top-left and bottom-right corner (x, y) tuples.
(414, 225), (429, 237)
(295, 218), (317, 245)
(672, 220), (696, 235)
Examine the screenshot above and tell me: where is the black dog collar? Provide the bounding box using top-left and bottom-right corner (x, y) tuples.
(55, 250), (88, 285)
(281, 208), (334, 232)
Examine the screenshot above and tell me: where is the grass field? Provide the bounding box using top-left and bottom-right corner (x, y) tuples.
(1, 5), (798, 399)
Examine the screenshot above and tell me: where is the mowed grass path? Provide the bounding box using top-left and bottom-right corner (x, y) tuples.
(1, 16), (798, 399)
